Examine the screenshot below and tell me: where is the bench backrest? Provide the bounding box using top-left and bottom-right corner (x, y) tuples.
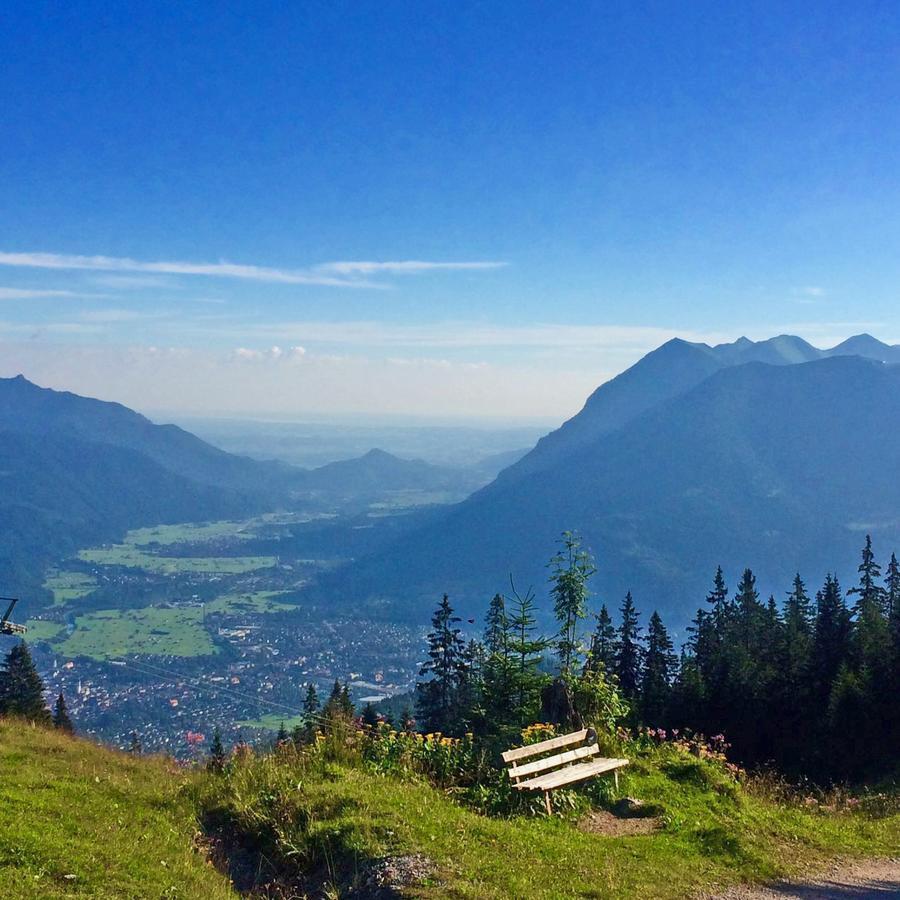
(502, 729), (599, 784)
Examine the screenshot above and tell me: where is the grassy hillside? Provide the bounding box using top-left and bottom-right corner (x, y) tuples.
(1, 720), (896, 899)
(0, 720), (233, 899)
(194, 733), (899, 899)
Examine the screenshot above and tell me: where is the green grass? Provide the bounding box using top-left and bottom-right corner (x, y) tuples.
(0, 720), (234, 899)
(42, 571), (97, 607)
(124, 520), (252, 546)
(24, 620), (65, 642)
(196, 744), (900, 899)
(237, 713), (305, 731)
(78, 546), (276, 574)
(204, 590), (294, 615)
(37, 592), (293, 661)
(58, 608), (217, 659)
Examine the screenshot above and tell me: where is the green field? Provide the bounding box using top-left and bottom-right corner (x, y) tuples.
(58, 607), (217, 659)
(204, 590), (294, 614)
(24, 619), (65, 642)
(125, 520), (252, 546)
(46, 592), (294, 660)
(78, 545), (276, 574)
(42, 571), (97, 607)
(238, 713), (305, 731)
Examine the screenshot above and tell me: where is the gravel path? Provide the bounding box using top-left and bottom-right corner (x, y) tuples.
(709, 858), (900, 899)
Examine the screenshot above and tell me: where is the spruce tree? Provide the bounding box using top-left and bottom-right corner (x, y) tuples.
(207, 726), (227, 773)
(811, 574), (851, 705)
(548, 532), (595, 680)
(585, 604), (617, 674)
(302, 681), (320, 740)
(361, 702), (379, 727)
(0, 642), (50, 724)
(52, 692), (74, 733)
(848, 535), (886, 615)
(506, 585), (550, 728)
(276, 719), (288, 744)
(640, 612), (677, 725)
(129, 731), (142, 755)
(615, 592), (643, 700)
(884, 552), (900, 618)
(416, 594), (466, 734)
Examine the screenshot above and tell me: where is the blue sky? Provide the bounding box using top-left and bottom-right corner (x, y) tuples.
(2, 2), (900, 419)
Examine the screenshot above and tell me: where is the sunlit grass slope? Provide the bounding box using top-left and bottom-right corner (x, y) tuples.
(196, 744), (900, 899)
(0, 720), (234, 899)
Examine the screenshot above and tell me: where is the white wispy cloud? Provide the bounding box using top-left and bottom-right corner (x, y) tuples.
(0, 251), (507, 288)
(0, 287), (90, 300)
(315, 260), (508, 275)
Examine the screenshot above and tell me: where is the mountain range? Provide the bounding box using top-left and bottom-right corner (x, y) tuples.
(314, 334), (900, 630)
(0, 375), (486, 597)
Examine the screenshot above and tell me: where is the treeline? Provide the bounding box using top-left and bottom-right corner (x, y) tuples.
(415, 533), (900, 782)
(0, 641), (74, 733)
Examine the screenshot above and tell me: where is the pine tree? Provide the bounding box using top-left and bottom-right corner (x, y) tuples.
(339, 683), (354, 718)
(548, 532), (595, 679)
(640, 611), (676, 725)
(482, 592), (515, 728)
(52, 692), (74, 733)
(615, 592), (643, 700)
(848, 535), (885, 613)
(811, 574), (851, 706)
(361, 702), (379, 728)
(276, 719), (288, 744)
(299, 682), (320, 742)
(0, 642), (50, 723)
(129, 731), (142, 754)
(416, 594), (466, 734)
(585, 604), (617, 674)
(207, 726), (227, 773)
(505, 584), (550, 727)
(884, 552), (900, 618)
(706, 565), (729, 631)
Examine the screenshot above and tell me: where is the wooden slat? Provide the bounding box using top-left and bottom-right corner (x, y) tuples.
(508, 743), (599, 781)
(514, 757), (629, 791)
(501, 729), (588, 763)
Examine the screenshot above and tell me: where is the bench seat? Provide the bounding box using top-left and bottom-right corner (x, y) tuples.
(513, 756), (630, 791)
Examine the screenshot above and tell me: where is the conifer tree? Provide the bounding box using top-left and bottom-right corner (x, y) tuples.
(506, 584), (549, 727)
(207, 726), (227, 773)
(52, 692), (74, 733)
(482, 593), (515, 727)
(884, 552), (900, 618)
(811, 574), (851, 705)
(548, 532), (595, 679)
(129, 731), (142, 754)
(640, 611), (676, 724)
(848, 535), (886, 615)
(361, 702), (379, 728)
(615, 591), (643, 700)
(416, 594), (466, 734)
(276, 719), (288, 744)
(300, 682), (320, 742)
(585, 604), (617, 674)
(0, 642), (50, 723)
(706, 565), (729, 630)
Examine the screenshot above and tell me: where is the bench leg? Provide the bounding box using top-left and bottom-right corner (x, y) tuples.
(543, 791), (552, 816)
(614, 770), (619, 792)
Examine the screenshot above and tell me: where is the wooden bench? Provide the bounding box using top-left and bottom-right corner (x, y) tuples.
(502, 728), (629, 814)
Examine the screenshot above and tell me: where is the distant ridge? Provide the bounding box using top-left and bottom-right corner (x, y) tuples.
(315, 336), (900, 627)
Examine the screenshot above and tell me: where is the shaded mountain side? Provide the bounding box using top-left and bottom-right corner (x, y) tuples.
(494, 332), (900, 489)
(0, 431), (254, 597)
(314, 356), (900, 629)
(0, 374), (294, 500)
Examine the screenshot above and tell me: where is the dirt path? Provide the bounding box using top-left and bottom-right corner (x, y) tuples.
(709, 858), (900, 899)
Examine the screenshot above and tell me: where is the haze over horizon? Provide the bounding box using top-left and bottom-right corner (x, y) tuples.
(4, 3), (900, 418)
